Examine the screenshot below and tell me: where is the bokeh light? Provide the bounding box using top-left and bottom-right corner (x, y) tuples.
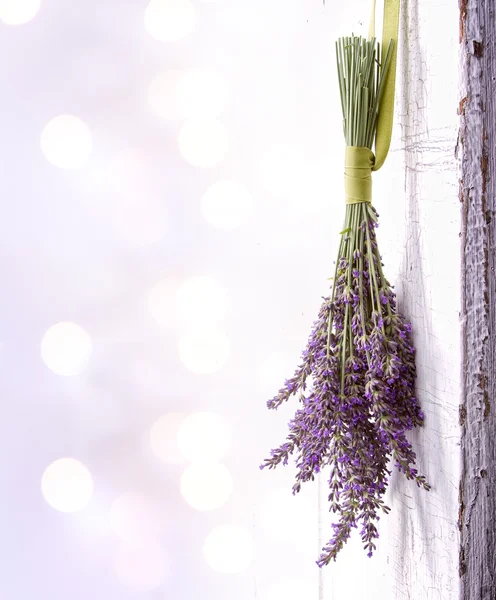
(203, 524), (254, 574)
(259, 487), (317, 542)
(180, 463), (233, 511)
(296, 155), (335, 213)
(148, 70), (186, 121)
(109, 492), (167, 542)
(113, 541), (170, 591)
(41, 458), (94, 513)
(259, 352), (298, 394)
(147, 278), (178, 327)
(176, 275), (227, 326)
(176, 69), (228, 119)
(41, 321), (92, 376)
(0, 0), (40, 25)
(177, 412), (230, 463)
(149, 69), (228, 121)
(201, 180), (253, 229)
(40, 115), (92, 169)
(260, 143), (305, 197)
(264, 580), (319, 600)
(144, 0), (196, 43)
(103, 148), (167, 244)
(178, 120), (229, 168)
(148, 276), (226, 328)
(178, 328), (230, 374)
(149, 412), (187, 464)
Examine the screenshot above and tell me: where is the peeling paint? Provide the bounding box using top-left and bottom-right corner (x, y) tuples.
(473, 40), (483, 58)
(459, 0), (496, 596)
(458, 483), (465, 532)
(460, 0), (468, 42)
(459, 547), (467, 577)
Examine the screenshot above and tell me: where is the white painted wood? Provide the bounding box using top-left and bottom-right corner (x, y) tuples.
(458, 1), (496, 598)
(0, 1), (462, 599)
(318, 1), (461, 598)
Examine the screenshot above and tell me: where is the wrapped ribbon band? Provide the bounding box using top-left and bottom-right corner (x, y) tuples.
(344, 146), (375, 205)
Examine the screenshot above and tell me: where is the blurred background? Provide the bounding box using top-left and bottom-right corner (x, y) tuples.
(0, 0), (379, 598)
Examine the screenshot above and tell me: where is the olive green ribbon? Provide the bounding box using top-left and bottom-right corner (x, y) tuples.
(344, 147), (375, 205)
(372, 0), (400, 172)
(344, 0), (400, 204)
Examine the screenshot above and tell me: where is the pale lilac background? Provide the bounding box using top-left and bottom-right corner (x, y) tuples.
(0, 0), (462, 598)
(0, 0), (357, 598)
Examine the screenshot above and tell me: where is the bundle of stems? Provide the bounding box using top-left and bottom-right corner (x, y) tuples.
(261, 35), (430, 566)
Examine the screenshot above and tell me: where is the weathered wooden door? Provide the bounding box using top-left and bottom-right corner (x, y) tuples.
(1, 1), (493, 600)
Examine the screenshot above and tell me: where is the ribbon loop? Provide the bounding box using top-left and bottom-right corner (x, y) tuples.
(344, 146), (375, 205)
(371, 0), (400, 171)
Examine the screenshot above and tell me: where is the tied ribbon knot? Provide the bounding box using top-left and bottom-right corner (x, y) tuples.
(344, 147), (375, 205)
(344, 0), (400, 205)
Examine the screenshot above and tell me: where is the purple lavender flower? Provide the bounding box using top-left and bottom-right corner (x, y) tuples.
(261, 203), (429, 567)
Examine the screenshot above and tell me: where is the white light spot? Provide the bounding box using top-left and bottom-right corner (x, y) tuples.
(259, 352), (297, 394)
(178, 328), (230, 374)
(148, 70), (186, 121)
(0, 0), (40, 25)
(104, 148), (167, 244)
(148, 69), (228, 121)
(180, 463), (233, 511)
(40, 115), (92, 169)
(109, 492), (167, 542)
(41, 322), (92, 376)
(201, 180), (253, 229)
(176, 275), (227, 327)
(260, 488), (317, 542)
(178, 119), (229, 168)
(177, 412), (230, 463)
(264, 580), (319, 600)
(294, 156), (335, 213)
(149, 412), (187, 464)
(41, 458), (93, 513)
(176, 69), (228, 119)
(260, 144), (305, 197)
(148, 276), (226, 329)
(147, 278), (178, 328)
(113, 541), (170, 591)
(144, 0), (196, 43)
(203, 524), (253, 574)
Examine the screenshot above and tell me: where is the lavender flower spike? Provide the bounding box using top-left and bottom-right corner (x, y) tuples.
(260, 35), (430, 567)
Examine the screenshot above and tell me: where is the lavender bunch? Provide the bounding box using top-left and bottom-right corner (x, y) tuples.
(260, 36), (430, 566)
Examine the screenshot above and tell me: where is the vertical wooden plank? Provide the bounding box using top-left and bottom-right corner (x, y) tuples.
(388, 1), (460, 597)
(459, 1), (496, 598)
(320, 0), (461, 597)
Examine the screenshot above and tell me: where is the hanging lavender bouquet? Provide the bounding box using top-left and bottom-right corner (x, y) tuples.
(260, 35), (430, 566)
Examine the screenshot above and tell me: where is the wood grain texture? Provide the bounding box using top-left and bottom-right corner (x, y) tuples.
(320, 1), (461, 598)
(382, 0), (461, 597)
(459, 1), (496, 598)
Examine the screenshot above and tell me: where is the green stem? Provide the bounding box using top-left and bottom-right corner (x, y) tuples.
(357, 205), (370, 365)
(327, 206), (350, 357)
(364, 209), (386, 337)
(332, 34), (394, 366)
(341, 302), (349, 393)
